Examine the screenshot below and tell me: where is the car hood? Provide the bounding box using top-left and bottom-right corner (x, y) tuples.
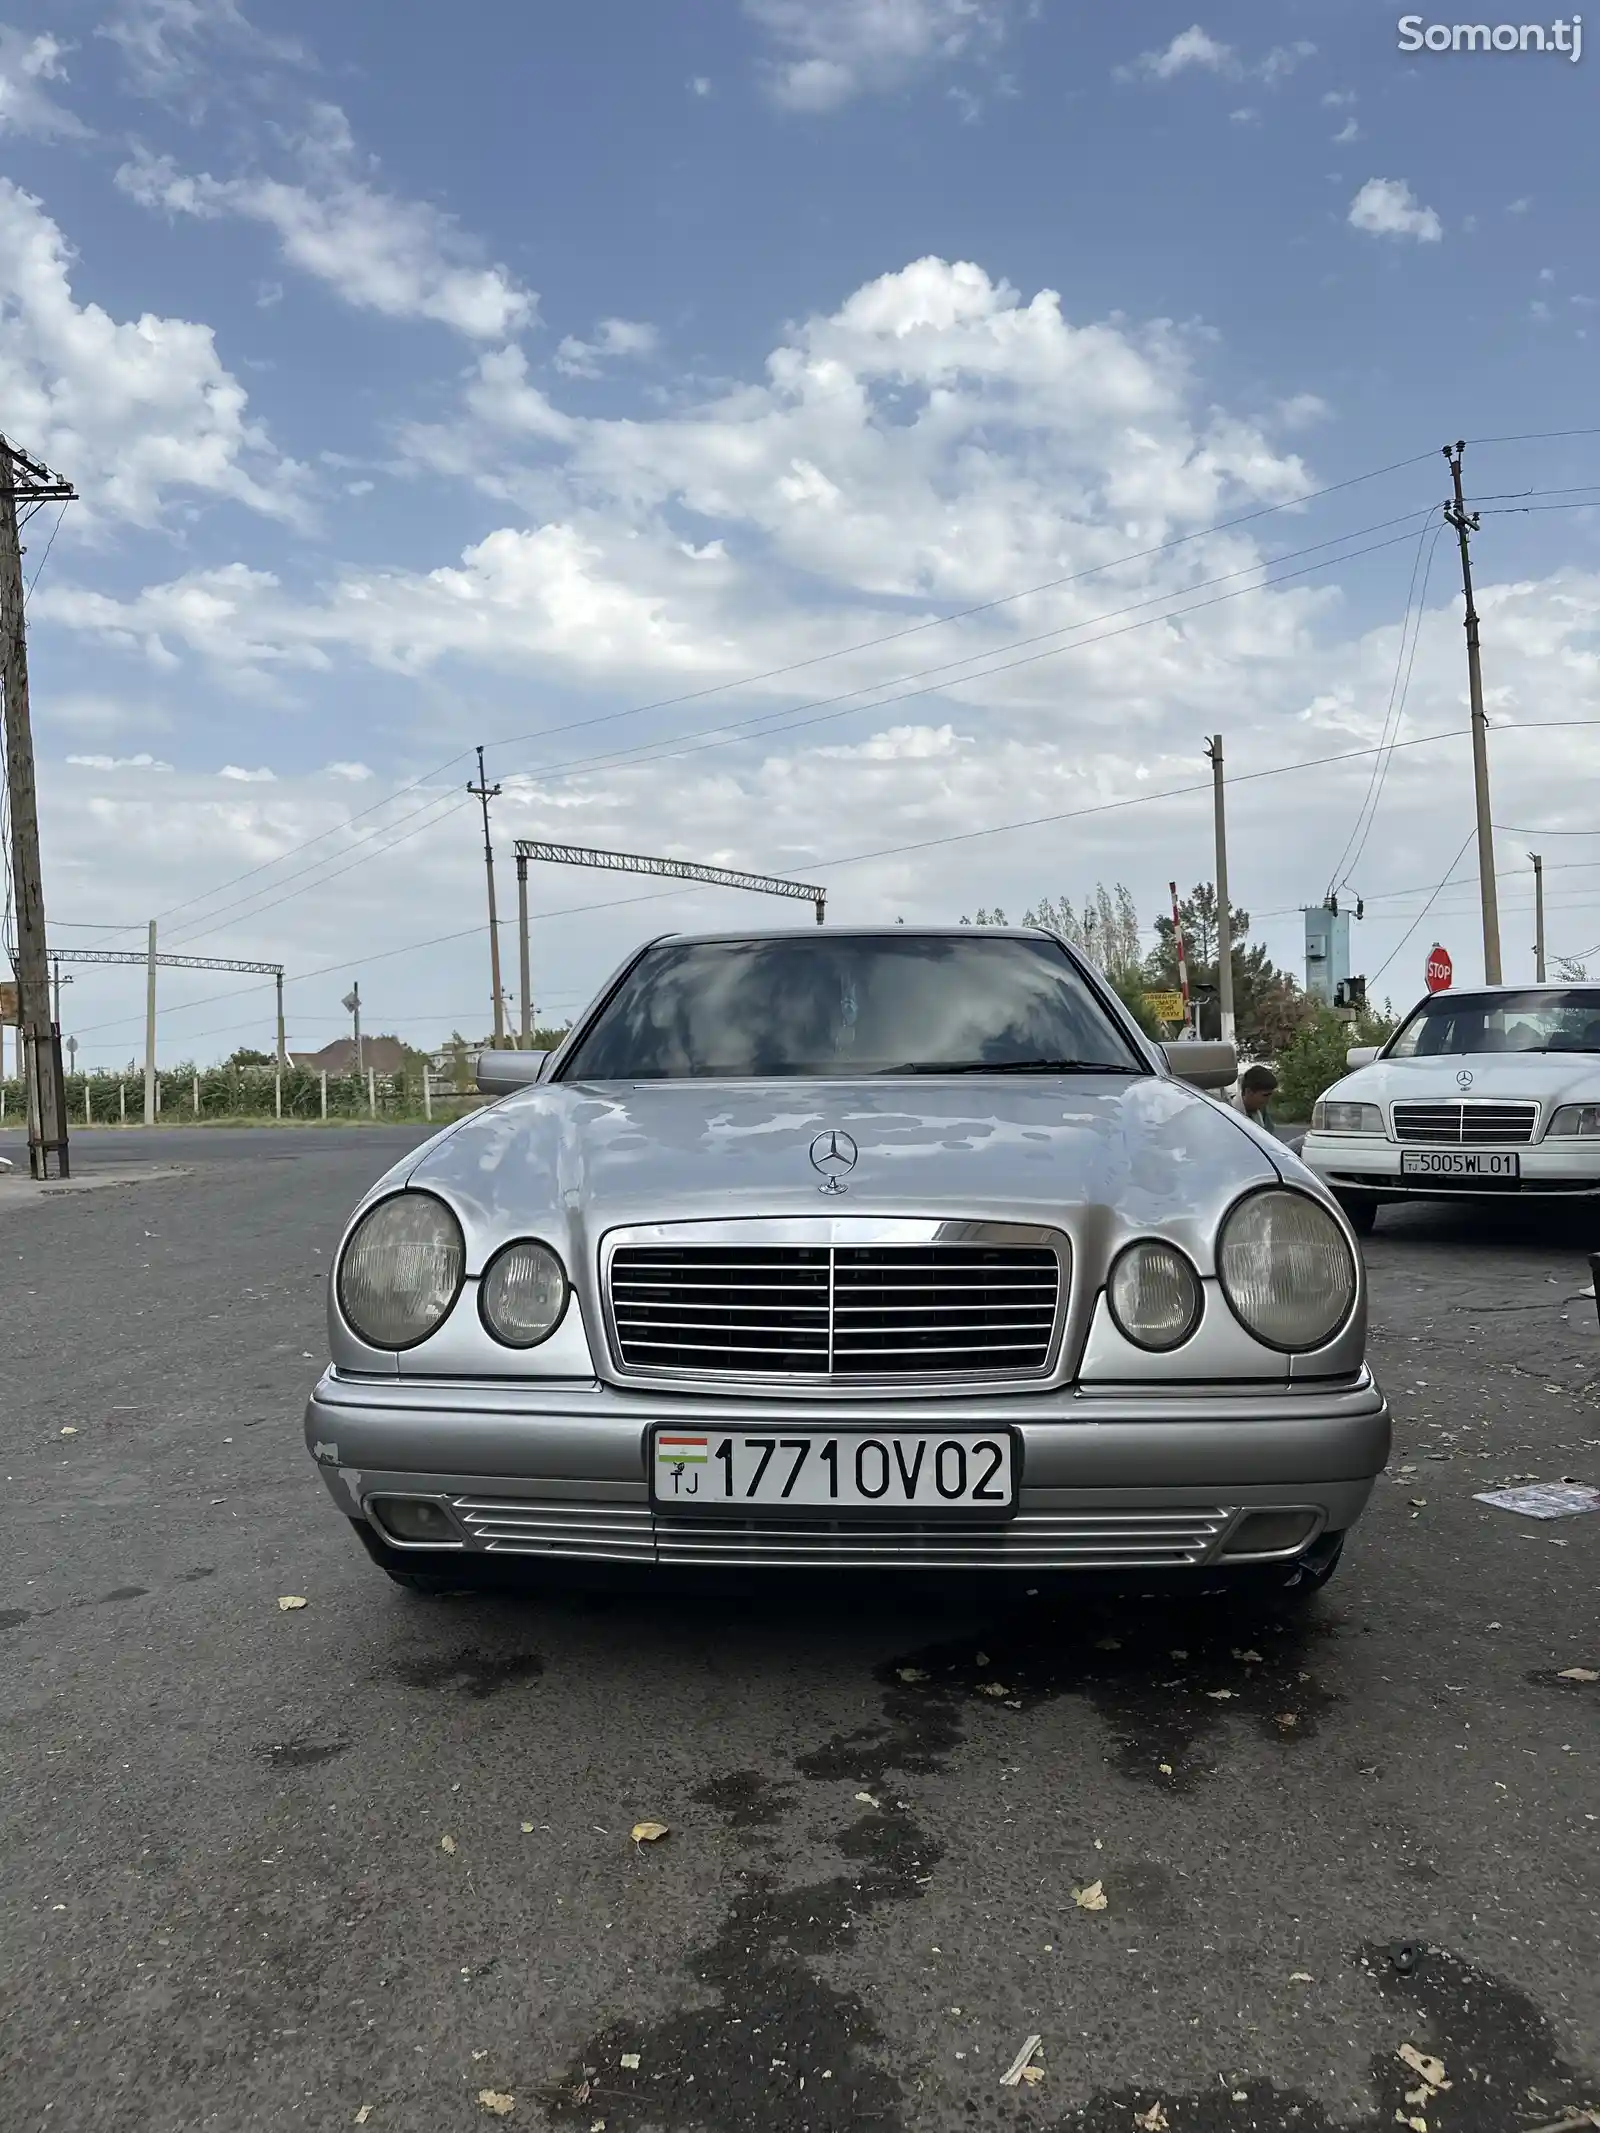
(1328, 1052), (1600, 1110)
(399, 1074), (1286, 1271)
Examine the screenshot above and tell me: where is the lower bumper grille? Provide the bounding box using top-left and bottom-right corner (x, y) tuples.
(450, 1497), (1228, 1569)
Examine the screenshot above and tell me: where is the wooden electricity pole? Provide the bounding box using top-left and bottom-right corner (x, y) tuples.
(1444, 442), (1502, 985)
(1, 437), (75, 1178)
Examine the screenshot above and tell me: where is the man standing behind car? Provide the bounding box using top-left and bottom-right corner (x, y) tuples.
(1232, 1064), (1281, 1139)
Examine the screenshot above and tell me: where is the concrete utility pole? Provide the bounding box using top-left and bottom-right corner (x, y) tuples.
(275, 969), (287, 1066)
(515, 850), (532, 1048)
(468, 744), (506, 1047)
(1444, 442), (1503, 985)
(342, 982), (363, 1075)
(143, 921), (158, 1125)
(1, 437), (75, 1178)
(50, 957), (73, 1027)
(1531, 851), (1546, 982)
(1204, 735), (1234, 1045)
(1168, 882), (1192, 1034)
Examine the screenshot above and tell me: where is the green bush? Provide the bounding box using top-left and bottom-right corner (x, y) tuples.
(1274, 1005), (1395, 1119)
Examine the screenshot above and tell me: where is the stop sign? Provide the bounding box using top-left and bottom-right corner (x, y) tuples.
(1426, 944), (1453, 994)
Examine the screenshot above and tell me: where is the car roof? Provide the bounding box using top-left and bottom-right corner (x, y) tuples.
(650, 926), (1061, 943)
(1413, 982), (1600, 999)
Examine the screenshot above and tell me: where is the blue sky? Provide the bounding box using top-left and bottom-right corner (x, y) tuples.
(4, 0), (1598, 1063)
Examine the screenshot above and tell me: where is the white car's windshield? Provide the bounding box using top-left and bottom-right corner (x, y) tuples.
(1386, 988), (1600, 1059)
(559, 934), (1145, 1080)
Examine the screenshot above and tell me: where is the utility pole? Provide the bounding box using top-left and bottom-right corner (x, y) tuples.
(515, 850), (532, 1048)
(468, 743), (506, 1047)
(50, 957), (73, 1026)
(1530, 852), (1546, 982)
(342, 982), (363, 1074)
(143, 921), (158, 1124)
(1204, 735), (1234, 1046)
(1169, 881), (1192, 1035)
(275, 968), (287, 1066)
(1444, 442), (1502, 985)
(1, 436), (75, 1177)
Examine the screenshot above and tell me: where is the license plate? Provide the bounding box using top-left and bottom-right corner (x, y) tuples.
(649, 1429), (1016, 1513)
(1400, 1149), (1520, 1177)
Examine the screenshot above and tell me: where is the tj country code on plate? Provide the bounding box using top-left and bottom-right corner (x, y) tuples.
(650, 1428), (1017, 1511)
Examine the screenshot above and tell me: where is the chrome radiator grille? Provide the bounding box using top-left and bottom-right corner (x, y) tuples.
(1391, 1100), (1538, 1145)
(607, 1241), (1063, 1382)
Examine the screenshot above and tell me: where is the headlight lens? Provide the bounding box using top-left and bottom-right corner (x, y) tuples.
(479, 1240), (569, 1348)
(337, 1193), (465, 1350)
(1312, 1099), (1384, 1134)
(1107, 1241), (1202, 1351)
(1218, 1190), (1355, 1352)
(1546, 1104), (1600, 1137)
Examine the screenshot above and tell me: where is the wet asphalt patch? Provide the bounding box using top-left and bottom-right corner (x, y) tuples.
(260, 1738), (352, 1768)
(876, 1597), (1342, 1792)
(1049, 1943), (1597, 2133)
(391, 1647), (545, 1699)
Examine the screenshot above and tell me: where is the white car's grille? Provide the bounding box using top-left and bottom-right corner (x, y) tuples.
(1392, 1100), (1538, 1145)
(607, 1241), (1063, 1382)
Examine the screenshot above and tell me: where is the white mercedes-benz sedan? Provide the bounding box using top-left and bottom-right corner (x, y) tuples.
(1300, 982), (1600, 1231)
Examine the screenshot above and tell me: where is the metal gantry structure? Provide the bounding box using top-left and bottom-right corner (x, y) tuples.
(509, 839), (827, 1045)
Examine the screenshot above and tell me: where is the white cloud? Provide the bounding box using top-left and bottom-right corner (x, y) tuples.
(689, 74), (712, 96)
(218, 763), (275, 781)
(553, 317), (660, 379)
(744, 0), (1010, 112)
(1332, 117), (1359, 144)
(1228, 107), (1259, 126)
(0, 180), (305, 528)
(324, 761), (373, 780)
(1121, 24), (1235, 80)
(65, 750), (173, 770)
(1322, 89), (1355, 106)
(116, 105), (534, 341)
(1275, 393), (1330, 430)
(1348, 177), (1442, 243)
(1507, 196), (1532, 214)
(0, 26), (89, 138)
(1257, 40), (1316, 82)
(99, 0), (306, 100)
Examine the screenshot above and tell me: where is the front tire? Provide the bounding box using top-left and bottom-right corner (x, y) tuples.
(1335, 1191), (1378, 1236)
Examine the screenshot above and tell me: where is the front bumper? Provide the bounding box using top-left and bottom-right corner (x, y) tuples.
(305, 1368), (1390, 1573)
(1302, 1132), (1600, 1199)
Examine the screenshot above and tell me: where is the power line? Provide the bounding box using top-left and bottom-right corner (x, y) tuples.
(1370, 830), (1479, 982)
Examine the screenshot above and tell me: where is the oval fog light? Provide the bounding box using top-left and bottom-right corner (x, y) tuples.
(373, 1497), (460, 1546)
(1107, 1240), (1202, 1351)
(479, 1239), (569, 1348)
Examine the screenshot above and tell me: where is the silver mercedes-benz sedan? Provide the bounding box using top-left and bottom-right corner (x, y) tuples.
(304, 927), (1389, 1595)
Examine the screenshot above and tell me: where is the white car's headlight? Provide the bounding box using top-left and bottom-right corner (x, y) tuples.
(479, 1240), (569, 1348)
(1312, 1099), (1384, 1134)
(337, 1192), (465, 1350)
(1218, 1189), (1356, 1352)
(1107, 1241), (1201, 1351)
(1546, 1104), (1600, 1137)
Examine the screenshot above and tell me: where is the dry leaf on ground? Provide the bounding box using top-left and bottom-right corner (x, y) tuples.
(1557, 1667), (1598, 1683)
(1206, 1689), (1237, 1701)
(354, 2110), (372, 2127)
(276, 1596), (308, 1612)
(1397, 2045), (1449, 2092)
(1073, 1881), (1108, 1912)
(896, 1667), (929, 1683)
(476, 2093), (515, 2117)
(1135, 2104), (1169, 2130)
(440, 1835), (456, 1855)
(619, 2053), (641, 2070)
(630, 1821), (669, 1844)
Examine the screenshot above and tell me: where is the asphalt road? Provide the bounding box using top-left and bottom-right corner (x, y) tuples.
(2, 1134), (1597, 2133)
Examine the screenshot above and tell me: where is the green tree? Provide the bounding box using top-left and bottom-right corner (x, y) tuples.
(1273, 1003), (1397, 1119)
(961, 884), (1160, 1036)
(226, 1046), (275, 1068)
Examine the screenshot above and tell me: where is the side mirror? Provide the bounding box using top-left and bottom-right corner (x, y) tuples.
(1346, 1046), (1380, 1070)
(476, 1048), (549, 1095)
(1161, 1040), (1238, 1092)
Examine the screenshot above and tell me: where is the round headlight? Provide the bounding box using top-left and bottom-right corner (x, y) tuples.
(1108, 1241), (1201, 1351)
(479, 1240), (569, 1348)
(1218, 1189), (1355, 1352)
(337, 1192), (465, 1350)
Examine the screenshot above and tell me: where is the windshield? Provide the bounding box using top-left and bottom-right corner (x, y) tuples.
(1386, 988), (1600, 1060)
(557, 934), (1145, 1081)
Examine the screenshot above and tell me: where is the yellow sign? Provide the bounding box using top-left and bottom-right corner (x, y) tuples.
(1143, 991), (1186, 1023)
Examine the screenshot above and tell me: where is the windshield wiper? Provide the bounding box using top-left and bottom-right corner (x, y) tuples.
(884, 1059), (1145, 1076)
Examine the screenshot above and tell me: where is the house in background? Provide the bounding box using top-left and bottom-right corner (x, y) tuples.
(288, 1035), (410, 1077)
